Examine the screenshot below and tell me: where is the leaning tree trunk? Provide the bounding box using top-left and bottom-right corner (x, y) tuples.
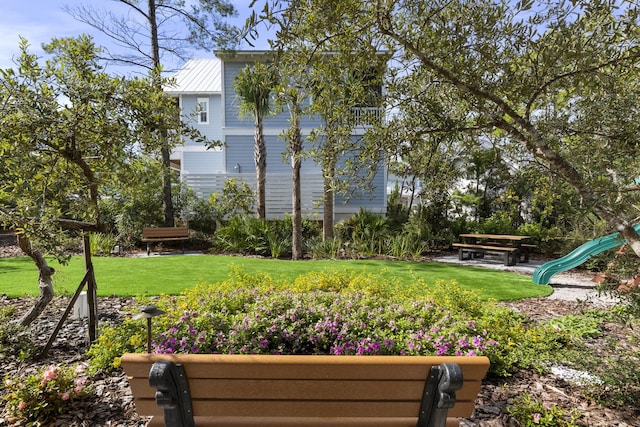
(17, 235), (55, 327)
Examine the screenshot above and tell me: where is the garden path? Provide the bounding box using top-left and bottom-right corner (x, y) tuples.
(433, 253), (617, 304)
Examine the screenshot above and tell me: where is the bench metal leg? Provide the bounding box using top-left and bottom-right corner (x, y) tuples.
(504, 251), (517, 266)
(417, 363), (463, 427)
(149, 361), (195, 427)
(459, 248), (484, 261)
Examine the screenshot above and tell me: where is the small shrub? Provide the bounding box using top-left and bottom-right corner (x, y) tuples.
(0, 306), (36, 360)
(213, 215), (320, 258)
(508, 392), (580, 426)
(306, 236), (345, 259)
(335, 209), (389, 256)
(516, 222), (564, 255)
(89, 232), (118, 256)
(387, 233), (428, 259)
(476, 212), (516, 235)
(181, 195), (218, 235)
(2, 363), (91, 424)
(545, 313), (603, 340)
(86, 318), (147, 372)
(214, 215), (271, 255)
(566, 314), (640, 408)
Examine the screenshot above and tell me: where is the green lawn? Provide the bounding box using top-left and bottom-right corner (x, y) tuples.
(0, 255), (551, 301)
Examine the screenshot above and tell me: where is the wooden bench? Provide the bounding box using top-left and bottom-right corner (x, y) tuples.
(142, 227), (189, 255)
(452, 243), (519, 266)
(121, 353), (490, 427)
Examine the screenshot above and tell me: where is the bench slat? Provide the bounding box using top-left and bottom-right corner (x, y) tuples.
(452, 243), (518, 252)
(132, 399), (477, 418)
(127, 377), (483, 401)
(122, 353), (488, 378)
(148, 416), (463, 427)
(142, 227), (189, 240)
(141, 227), (189, 255)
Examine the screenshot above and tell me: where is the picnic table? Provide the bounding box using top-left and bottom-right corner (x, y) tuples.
(453, 234), (533, 266)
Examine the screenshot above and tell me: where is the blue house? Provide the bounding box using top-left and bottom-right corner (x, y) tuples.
(167, 51), (387, 222)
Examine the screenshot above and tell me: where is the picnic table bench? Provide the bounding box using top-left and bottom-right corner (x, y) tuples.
(142, 226), (189, 255)
(453, 234), (533, 266)
(121, 353), (490, 427)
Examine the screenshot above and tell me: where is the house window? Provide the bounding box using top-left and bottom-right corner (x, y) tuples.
(197, 98), (209, 124)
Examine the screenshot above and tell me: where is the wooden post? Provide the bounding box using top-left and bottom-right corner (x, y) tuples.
(83, 234), (98, 342)
(39, 269), (92, 358)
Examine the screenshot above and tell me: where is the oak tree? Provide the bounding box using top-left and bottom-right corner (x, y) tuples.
(0, 36), (185, 325)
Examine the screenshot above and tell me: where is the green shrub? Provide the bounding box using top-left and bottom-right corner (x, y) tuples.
(181, 195), (218, 235)
(476, 212), (516, 235)
(89, 232), (118, 256)
(306, 236), (345, 259)
(564, 313), (640, 408)
(213, 215), (320, 258)
(2, 363), (92, 424)
(508, 392), (580, 426)
(86, 318), (147, 373)
(86, 271), (573, 377)
(214, 215), (271, 255)
(516, 222), (564, 255)
(335, 209), (389, 256)
(0, 305), (36, 360)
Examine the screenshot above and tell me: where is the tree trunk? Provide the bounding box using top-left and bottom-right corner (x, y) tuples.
(291, 114), (303, 260)
(161, 145), (175, 227)
(255, 114), (267, 219)
(149, 0), (174, 227)
(17, 235), (55, 327)
(323, 163), (335, 240)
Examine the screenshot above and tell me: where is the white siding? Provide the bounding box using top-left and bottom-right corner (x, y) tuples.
(182, 152), (224, 174)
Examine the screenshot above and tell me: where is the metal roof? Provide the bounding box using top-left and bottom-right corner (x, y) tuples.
(165, 58), (221, 94)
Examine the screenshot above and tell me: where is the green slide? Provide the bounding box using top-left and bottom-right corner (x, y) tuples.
(533, 224), (640, 285)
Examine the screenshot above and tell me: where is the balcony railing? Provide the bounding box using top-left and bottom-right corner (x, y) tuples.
(350, 107), (382, 127)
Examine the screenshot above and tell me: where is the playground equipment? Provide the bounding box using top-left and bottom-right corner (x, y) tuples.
(533, 224), (640, 285)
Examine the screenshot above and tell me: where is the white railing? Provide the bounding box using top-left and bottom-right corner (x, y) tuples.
(350, 107), (382, 127)
(182, 173), (325, 218)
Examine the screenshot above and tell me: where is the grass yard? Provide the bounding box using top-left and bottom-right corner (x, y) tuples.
(0, 254), (550, 301)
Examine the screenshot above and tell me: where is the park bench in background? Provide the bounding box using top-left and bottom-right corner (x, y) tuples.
(141, 226), (189, 255)
(454, 234), (533, 266)
(452, 242), (519, 266)
(121, 353), (490, 427)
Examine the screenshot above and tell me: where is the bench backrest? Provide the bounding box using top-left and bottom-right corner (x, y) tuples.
(121, 353), (490, 427)
(142, 227), (189, 239)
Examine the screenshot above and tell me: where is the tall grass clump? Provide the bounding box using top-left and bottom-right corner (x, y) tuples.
(212, 215), (320, 258)
(89, 233), (118, 256)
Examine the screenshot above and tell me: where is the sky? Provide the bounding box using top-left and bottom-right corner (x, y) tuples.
(0, 0), (269, 74)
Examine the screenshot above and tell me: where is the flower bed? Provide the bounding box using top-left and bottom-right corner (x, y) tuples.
(87, 270), (576, 377)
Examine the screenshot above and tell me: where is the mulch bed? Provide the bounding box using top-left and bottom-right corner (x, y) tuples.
(2, 244), (639, 426)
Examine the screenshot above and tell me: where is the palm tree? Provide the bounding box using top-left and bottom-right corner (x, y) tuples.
(233, 62), (276, 219)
